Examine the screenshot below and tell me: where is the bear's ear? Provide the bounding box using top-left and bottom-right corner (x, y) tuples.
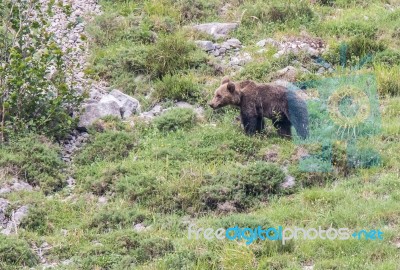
(221, 76), (231, 85)
(227, 82), (235, 93)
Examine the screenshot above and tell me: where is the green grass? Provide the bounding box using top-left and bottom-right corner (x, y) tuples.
(1, 0), (400, 269)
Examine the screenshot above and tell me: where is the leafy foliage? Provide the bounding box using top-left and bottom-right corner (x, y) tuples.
(0, 0), (83, 140)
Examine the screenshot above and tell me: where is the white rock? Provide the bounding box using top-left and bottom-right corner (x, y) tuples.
(192, 22), (238, 39)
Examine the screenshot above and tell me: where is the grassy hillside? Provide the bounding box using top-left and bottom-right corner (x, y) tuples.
(1, 0), (400, 269)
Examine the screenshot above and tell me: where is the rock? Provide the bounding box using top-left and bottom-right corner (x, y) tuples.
(194, 40), (215, 51)
(98, 196), (107, 205)
(281, 175), (296, 189)
(0, 181), (33, 194)
(217, 201), (237, 213)
(78, 99), (121, 129)
(109, 89), (141, 118)
(1, 204), (29, 235)
(10, 181), (33, 192)
(0, 199), (10, 226)
(256, 38), (278, 47)
(192, 22), (238, 39)
(229, 52), (252, 66)
(222, 38), (241, 49)
(133, 223), (147, 232)
(139, 104), (164, 121)
(271, 66), (299, 82)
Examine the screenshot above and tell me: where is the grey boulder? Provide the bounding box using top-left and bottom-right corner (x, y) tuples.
(109, 89), (141, 118)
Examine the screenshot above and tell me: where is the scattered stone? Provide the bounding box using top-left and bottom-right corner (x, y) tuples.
(256, 38), (278, 47)
(133, 223), (148, 232)
(222, 38), (241, 49)
(229, 52), (252, 67)
(257, 36), (325, 58)
(195, 40), (215, 51)
(217, 201), (237, 213)
(272, 66), (298, 82)
(192, 22), (238, 39)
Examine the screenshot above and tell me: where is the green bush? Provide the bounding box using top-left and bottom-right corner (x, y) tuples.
(154, 108), (197, 132)
(20, 206), (50, 235)
(324, 37), (386, 67)
(241, 1), (314, 25)
(146, 33), (206, 78)
(80, 231), (174, 268)
(0, 134), (65, 194)
(375, 64), (400, 96)
(75, 131), (137, 165)
(174, 0), (218, 23)
(0, 235), (38, 268)
(374, 50), (400, 66)
(89, 207), (149, 232)
(0, 1), (83, 140)
(154, 73), (201, 101)
(200, 162), (286, 211)
(317, 20), (377, 39)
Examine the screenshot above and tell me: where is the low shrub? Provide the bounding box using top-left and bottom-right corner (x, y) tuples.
(324, 36), (386, 67)
(174, 0), (218, 23)
(154, 108), (197, 132)
(0, 235), (38, 268)
(374, 50), (400, 66)
(317, 20), (377, 39)
(375, 64), (400, 96)
(200, 162), (286, 211)
(153, 73), (201, 102)
(20, 206), (50, 235)
(75, 131), (137, 165)
(241, 1), (314, 25)
(89, 207), (150, 232)
(146, 33), (206, 78)
(0, 134), (64, 194)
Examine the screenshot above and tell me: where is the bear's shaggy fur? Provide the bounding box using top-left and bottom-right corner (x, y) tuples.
(208, 77), (309, 139)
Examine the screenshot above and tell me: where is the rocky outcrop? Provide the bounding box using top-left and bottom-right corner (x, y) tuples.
(78, 89), (140, 129)
(0, 199), (29, 235)
(192, 22), (239, 39)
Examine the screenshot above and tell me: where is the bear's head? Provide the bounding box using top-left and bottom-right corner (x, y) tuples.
(208, 77), (241, 109)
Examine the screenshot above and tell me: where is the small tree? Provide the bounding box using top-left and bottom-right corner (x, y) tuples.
(0, 0), (83, 141)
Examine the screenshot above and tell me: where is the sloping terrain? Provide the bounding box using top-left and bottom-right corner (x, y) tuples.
(0, 0), (400, 269)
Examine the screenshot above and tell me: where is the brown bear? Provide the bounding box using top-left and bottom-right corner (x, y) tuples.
(208, 77), (309, 139)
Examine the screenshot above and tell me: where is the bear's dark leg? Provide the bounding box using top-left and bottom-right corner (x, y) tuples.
(256, 116), (265, 133)
(241, 113), (258, 135)
(272, 116), (292, 138)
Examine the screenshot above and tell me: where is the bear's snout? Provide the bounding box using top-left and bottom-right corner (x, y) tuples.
(208, 101), (216, 109)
